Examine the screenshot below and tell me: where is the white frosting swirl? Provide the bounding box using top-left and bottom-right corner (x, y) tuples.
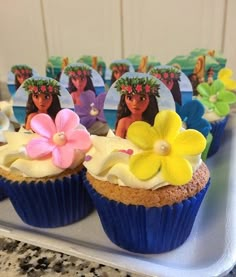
(84, 134), (202, 190)
(0, 131), (84, 178)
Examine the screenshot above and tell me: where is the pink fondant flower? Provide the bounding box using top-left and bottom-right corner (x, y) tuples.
(26, 109), (92, 169)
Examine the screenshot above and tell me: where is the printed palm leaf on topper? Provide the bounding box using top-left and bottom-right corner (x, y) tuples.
(103, 72), (175, 135)
(12, 76), (74, 130)
(61, 62), (109, 136)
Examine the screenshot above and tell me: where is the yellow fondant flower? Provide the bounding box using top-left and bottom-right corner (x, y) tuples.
(126, 110), (206, 185)
(218, 68), (236, 90)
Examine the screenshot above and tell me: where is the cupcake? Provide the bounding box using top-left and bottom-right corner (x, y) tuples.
(0, 109), (94, 228)
(83, 110), (210, 254)
(196, 77), (236, 157)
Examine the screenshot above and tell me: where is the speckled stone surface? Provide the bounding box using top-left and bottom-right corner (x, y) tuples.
(0, 236), (142, 277)
(0, 236), (235, 277)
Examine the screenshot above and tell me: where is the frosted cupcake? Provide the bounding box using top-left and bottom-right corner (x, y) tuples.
(0, 109), (94, 228)
(83, 110), (210, 253)
(197, 78), (236, 157)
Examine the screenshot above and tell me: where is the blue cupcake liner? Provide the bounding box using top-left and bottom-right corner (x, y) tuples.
(1, 169), (94, 228)
(207, 116), (229, 158)
(83, 172), (210, 254)
(0, 186), (7, 201)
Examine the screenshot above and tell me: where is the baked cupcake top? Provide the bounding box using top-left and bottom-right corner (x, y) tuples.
(84, 110), (206, 190)
(0, 109), (92, 179)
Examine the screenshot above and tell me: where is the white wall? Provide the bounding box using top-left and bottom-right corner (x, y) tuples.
(0, 0), (235, 87)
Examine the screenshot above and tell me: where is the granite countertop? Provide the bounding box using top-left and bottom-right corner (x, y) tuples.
(0, 236), (235, 277)
(0, 236), (141, 277)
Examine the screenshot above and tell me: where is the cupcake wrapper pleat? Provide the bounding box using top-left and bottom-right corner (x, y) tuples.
(0, 186), (7, 201)
(83, 172), (210, 254)
(1, 170), (94, 228)
(208, 116), (228, 157)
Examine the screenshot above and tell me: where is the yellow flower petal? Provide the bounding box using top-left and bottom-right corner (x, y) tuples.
(218, 68), (233, 79)
(162, 156), (193, 185)
(173, 129), (206, 156)
(153, 110), (181, 143)
(129, 151), (161, 180)
(127, 121), (157, 150)
(218, 68), (236, 90)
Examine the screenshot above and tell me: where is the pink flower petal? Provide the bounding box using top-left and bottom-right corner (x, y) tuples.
(55, 109), (80, 132)
(52, 145), (74, 168)
(26, 138), (55, 158)
(30, 114), (56, 138)
(66, 129), (92, 151)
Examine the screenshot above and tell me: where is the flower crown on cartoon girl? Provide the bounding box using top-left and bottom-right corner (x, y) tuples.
(23, 78), (61, 95)
(64, 64), (92, 79)
(11, 65), (33, 76)
(149, 67), (181, 81)
(110, 62), (130, 72)
(115, 76), (160, 97)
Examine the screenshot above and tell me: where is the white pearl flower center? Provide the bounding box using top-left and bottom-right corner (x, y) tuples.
(90, 103), (99, 116)
(53, 132), (67, 146)
(154, 140), (171, 156)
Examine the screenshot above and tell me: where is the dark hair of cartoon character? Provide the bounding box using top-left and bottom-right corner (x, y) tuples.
(171, 79), (182, 105)
(25, 93), (62, 125)
(67, 75), (96, 94)
(115, 94), (159, 130)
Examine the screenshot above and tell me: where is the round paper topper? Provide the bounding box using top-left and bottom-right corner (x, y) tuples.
(104, 72), (175, 132)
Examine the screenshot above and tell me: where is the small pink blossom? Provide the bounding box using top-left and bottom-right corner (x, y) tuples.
(26, 109), (92, 169)
(41, 85), (46, 92)
(121, 84), (126, 91)
(163, 72), (169, 79)
(127, 86), (132, 93)
(48, 85), (53, 93)
(170, 72), (175, 78)
(145, 84), (151, 93)
(136, 84), (142, 92)
(77, 70), (82, 75)
(33, 86), (38, 93)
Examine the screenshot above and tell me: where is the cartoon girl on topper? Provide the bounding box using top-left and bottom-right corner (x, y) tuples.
(11, 65), (33, 90)
(64, 64), (96, 105)
(64, 63), (109, 136)
(110, 60), (133, 86)
(23, 77), (62, 130)
(115, 74), (160, 138)
(149, 66), (182, 105)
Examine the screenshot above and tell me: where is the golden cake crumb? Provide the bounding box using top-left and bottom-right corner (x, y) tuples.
(86, 163), (210, 207)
